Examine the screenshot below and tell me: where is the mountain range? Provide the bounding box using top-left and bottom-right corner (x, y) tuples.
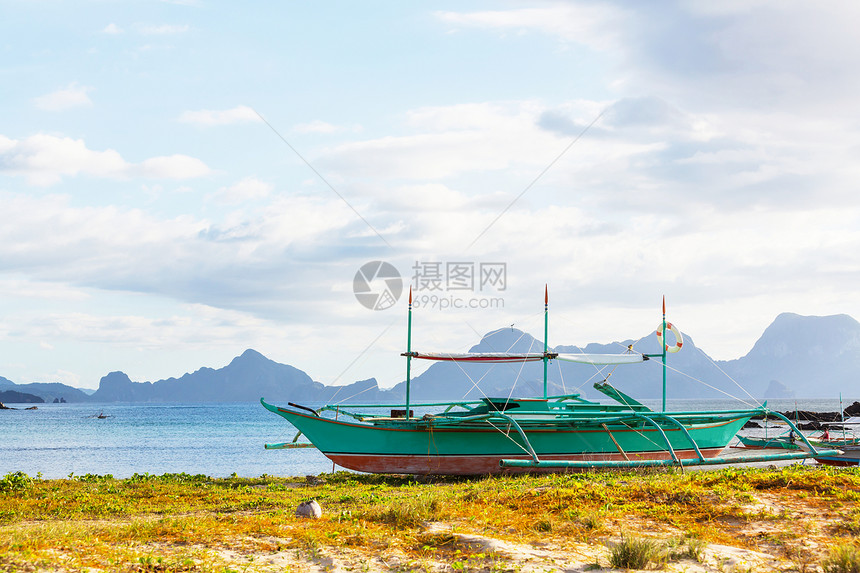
(2, 312), (859, 404)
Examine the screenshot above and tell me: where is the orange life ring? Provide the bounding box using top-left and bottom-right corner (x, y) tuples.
(655, 322), (683, 353)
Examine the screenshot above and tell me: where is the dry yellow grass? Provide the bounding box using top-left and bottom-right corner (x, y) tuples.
(1, 466), (859, 571)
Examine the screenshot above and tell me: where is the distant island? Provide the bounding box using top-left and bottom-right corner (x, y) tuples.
(1, 312), (859, 404)
(0, 390), (44, 404)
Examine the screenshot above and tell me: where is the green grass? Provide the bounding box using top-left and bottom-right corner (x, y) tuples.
(1, 466), (858, 571)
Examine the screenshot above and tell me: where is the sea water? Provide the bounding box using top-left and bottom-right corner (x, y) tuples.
(0, 402), (333, 479)
(1, 397), (856, 479)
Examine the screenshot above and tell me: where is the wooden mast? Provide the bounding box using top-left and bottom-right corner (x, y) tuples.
(661, 295), (667, 412)
(405, 287), (413, 420)
(543, 285), (549, 399)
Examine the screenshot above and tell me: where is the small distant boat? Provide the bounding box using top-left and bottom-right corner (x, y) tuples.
(810, 419), (860, 466)
(737, 434), (802, 450)
(263, 290), (838, 475)
(87, 412), (113, 419)
(737, 423), (860, 466)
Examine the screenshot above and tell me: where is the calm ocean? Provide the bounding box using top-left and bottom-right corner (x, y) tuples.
(0, 402), (332, 479)
(1, 397), (856, 479)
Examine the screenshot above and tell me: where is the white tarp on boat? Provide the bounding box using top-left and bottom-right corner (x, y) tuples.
(556, 353), (646, 365)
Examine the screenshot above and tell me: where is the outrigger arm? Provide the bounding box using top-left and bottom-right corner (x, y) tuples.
(499, 409), (842, 470)
(499, 448), (843, 470)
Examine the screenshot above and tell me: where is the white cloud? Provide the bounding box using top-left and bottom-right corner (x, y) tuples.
(51, 370), (81, 387)
(437, 3), (860, 116)
(257, 195), (357, 244)
(0, 134), (126, 185)
(0, 135), (15, 153)
(321, 132), (514, 180)
(0, 134), (210, 186)
(435, 3), (628, 50)
(316, 100), (662, 187)
(383, 183), (469, 212)
(0, 190), (361, 302)
(134, 154), (211, 179)
(33, 83), (94, 112)
(102, 23), (124, 35)
(318, 102), (568, 181)
(211, 176), (273, 204)
(178, 105), (260, 126)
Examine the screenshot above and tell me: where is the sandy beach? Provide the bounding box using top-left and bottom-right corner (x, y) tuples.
(2, 465), (859, 572)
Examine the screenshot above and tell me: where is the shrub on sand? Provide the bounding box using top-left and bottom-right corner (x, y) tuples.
(608, 534), (667, 570)
(824, 542), (860, 573)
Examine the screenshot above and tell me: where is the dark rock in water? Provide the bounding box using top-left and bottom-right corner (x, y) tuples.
(778, 409), (841, 423)
(844, 401), (860, 417)
(743, 420), (762, 429)
(753, 407), (850, 426)
(0, 402), (39, 411)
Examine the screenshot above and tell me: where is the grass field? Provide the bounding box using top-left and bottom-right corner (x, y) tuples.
(2, 465), (859, 572)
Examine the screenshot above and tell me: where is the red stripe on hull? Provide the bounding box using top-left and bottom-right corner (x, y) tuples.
(326, 448), (726, 475)
(815, 457), (860, 467)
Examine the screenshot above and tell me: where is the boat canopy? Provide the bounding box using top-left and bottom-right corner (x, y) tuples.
(557, 353), (646, 365)
(822, 417), (860, 426)
(405, 352), (646, 365)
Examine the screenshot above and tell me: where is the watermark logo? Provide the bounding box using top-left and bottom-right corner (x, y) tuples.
(412, 261), (507, 311)
(412, 261), (507, 291)
(353, 261), (403, 311)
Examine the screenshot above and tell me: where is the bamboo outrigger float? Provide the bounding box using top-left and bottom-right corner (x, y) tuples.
(262, 289), (840, 474)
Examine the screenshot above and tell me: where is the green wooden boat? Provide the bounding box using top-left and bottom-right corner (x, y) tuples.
(737, 428), (860, 466)
(263, 290), (838, 474)
(737, 434), (801, 450)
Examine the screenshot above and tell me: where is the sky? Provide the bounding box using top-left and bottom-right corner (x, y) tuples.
(2, 0), (860, 391)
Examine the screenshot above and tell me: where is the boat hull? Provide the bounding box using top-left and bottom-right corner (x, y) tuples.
(326, 449), (727, 475)
(813, 444), (860, 467)
(263, 401), (750, 475)
(815, 456), (860, 467)
(737, 435), (860, 466)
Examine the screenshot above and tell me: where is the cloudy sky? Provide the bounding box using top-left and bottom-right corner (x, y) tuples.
(2, 1), (860, 391)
